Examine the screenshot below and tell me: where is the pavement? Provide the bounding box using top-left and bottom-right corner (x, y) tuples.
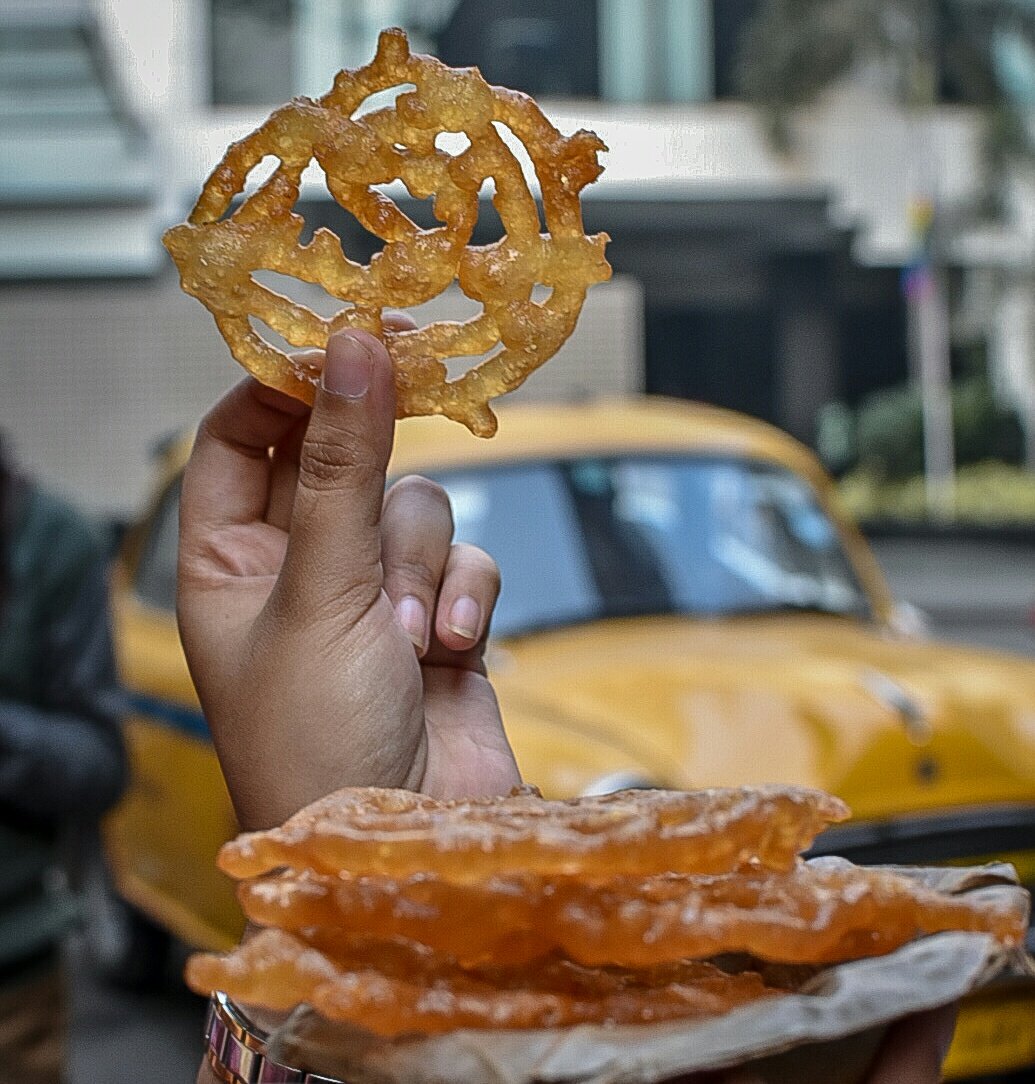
(67, 939), (204, 1084)
(871, 538), (1035, 622)
(64, 538), (1035, 1082)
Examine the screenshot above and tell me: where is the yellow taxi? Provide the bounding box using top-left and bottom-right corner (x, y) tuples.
(102, 397), (1035, 1078)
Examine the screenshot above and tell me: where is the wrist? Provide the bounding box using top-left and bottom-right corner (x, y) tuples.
(204, 991), (345, 1084)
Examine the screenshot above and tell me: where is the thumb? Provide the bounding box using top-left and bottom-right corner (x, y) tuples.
(278, 327), (397, 620)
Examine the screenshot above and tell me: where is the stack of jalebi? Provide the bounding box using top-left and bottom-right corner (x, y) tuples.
(185, 785), (1028, 1037)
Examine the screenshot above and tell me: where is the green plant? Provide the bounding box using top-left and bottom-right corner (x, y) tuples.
(845, 375), (1023, 482)
(838, 461), (1035, 523)
(855, 384), (926, 481)
(952, 375), (1025, 466)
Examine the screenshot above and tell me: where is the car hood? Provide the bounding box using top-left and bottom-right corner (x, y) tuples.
(491, 614), (1035, 819)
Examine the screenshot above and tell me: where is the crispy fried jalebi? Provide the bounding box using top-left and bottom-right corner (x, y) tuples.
(185, 929), (782, 1035)
(239, 861), (1028, 970)
(191, 785), (1029, 1039)
(548, 864), (1027, 967)
(247, 926), (772, 998)
(238, 869), (549, 967)
(217, 784), (849, 882)
(163, 27), (611, 437)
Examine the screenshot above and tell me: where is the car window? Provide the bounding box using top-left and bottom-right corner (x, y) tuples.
(443, 466), (600, 633)
(705, 463), (861, 615)
(432, 456), (869, 636)
(134, 478), (181, 612)
(138, 454), (866, 629)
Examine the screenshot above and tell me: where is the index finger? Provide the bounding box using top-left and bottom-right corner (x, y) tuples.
(181, 377), (310, 536)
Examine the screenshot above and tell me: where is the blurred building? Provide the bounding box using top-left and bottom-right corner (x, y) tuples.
(2, 0), (1034, 513)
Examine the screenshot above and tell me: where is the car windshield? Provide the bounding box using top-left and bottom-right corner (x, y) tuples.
(429, 455), (870, 638)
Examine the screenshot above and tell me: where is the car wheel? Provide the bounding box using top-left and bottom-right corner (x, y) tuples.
(79, 847), (171, 991)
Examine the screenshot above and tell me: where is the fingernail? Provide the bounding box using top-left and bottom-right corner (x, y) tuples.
(396, 595), (428, 652)
(322, 331), (372, 398)
(447, 596), (481, 640)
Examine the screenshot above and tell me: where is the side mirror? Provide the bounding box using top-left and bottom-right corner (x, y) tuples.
(887, 601), (931, 639)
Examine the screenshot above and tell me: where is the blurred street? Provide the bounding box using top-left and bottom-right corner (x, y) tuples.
(872, 537), (1035, 658)
(65, 536), (1034, 1083)
(68, 937), (204, 1084)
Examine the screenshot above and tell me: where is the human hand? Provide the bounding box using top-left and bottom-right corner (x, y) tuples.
(709, 1003), (958, 1083)
(859, 1005), (957, 1084)
(194, 1003), (958, 1084)
(177, 322), (521, 830)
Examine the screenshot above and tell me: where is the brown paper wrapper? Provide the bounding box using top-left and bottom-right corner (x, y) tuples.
(260, 862), (1032, 1084)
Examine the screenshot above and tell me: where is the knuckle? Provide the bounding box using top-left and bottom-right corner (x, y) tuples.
(386, 475), (453, 525)
(311, 577), (381, 631)
(272, 565), (380, 632)
(298, 437), (380, 493)
(387, 554), (440, 596)
(451, 542), (501, 591)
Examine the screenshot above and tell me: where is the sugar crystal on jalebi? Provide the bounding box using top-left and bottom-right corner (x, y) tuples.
(186, 929), (784, 1036)
(217, 784), (850, 882)
(238, 861), (1028, 969)
(187, 784), (1029, 1038)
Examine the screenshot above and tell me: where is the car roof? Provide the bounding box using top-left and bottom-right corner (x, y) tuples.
(388, 396), (831, 488)
(149, 393), (889, 617)
(159, 396), (831, 490)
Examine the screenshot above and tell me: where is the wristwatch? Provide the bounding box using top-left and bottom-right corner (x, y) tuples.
(205, 992), (344, 1083)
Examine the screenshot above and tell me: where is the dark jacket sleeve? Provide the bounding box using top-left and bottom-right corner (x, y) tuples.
(0, 547), (127, 824)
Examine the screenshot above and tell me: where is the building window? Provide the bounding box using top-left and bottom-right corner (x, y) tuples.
(436, 1), (599, 99)
(210, 0), (295, 106)
(209, 0), (758, 107)
(938, 0), (1035, 108)
(711, 0), (761, 100)
(208, 0), (598, 106)
(598, 0), (714, 103)
(209, 0), (464, 106)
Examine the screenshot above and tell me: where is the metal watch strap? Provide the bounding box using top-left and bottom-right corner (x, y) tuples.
(205, 992), (344, 1084)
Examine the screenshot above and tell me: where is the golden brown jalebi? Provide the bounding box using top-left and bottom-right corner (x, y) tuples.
(217, 784), (850, 882)
(188, 784), (1028, 1039)
(163, 27), (611, 436)
(185, 929), (783, 1036)
(238, 862), (1028, 970)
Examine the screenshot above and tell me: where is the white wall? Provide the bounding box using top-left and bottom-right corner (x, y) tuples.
(94, 0), (207, 115)
(0, 274), (642, 517)
(90, 0), (1035, 272)
(8, 0), (1028, 505)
